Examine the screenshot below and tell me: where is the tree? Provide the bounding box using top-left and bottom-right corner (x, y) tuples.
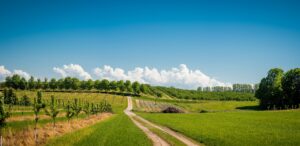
(109, 81), (118, 91)
(282, 68), (300, 108)
(45, 95), (59, 128)
(72, 98), (81, 118)
(57, 79), (64, 89)
(71, 78), (80, 90)
(64, 77), (73, 90)
(49, 78), (57, 90)
(132, 81), (140, 95)
(86, 79), (94, 90)
(19, 77), (27, 90)
(100, 79), (110, 91)
(83, 102), (91, 117)
(28, 76), (35, 90)
(3, 88), (18, 105)
(124, 80), (132, 92)
(0, 96), (10, 146)
(65, 101), (75, 124)
(32, 91), (46, 144)
(36, 79), (43, 89)
(20, 95), (31, 106)
(140, 84), (149, 94)
(43, 78), (49, 90)
(256, 68), (284, 109)
(117, 80), (125, 92)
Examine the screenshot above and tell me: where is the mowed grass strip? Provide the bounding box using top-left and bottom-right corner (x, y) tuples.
(138, 110), (300, 146)
(46, 114), (152, 146)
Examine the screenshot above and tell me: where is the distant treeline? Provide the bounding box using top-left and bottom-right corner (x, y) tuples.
(152, 86), (256, 101)
(0, 75), (148, 95)
(0, 75), (256, 101)
(197, 84), (258, 93)
(256, 68), (300, 109)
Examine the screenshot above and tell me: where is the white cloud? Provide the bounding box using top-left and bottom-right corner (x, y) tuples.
(13, 70), (31, 80)
(94, 64), (230, 89)
(0, 65), (31, 80)
(53, 64), (92, 80)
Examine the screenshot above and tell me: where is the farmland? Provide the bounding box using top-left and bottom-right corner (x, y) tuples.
(138, 110), (300, 146)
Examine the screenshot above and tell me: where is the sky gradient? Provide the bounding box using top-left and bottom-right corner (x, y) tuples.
(0, 0), (299, 88)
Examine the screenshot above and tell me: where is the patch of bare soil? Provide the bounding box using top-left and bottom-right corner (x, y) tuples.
(3, 113), (112, 146)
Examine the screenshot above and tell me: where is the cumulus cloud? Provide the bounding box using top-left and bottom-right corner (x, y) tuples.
(94, 64), (230, 89)
(13, 70), (31, 80)
(53, 64), (92, 80)
(0, 65), (31, 80)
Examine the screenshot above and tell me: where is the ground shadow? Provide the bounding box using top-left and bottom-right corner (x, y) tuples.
(236, 105), (261, 111)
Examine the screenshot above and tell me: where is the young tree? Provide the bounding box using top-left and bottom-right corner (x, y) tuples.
(36, 79), (43, 89)
(45, 96), (59, 128)
(72, 98), (82, 118)
(32, 91), (46, 144)
(65, 101), (75, 124)
(4, 88), (18, 105)
(20, 95), (31, 106)
(83, 102), (91, 117)
(0, 96), (10, 146)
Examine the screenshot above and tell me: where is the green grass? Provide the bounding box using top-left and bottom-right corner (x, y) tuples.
(134, 96), (259, 113)
(46, 114), (152, 146)
(173, 100), (259, 112)
(138, 110), (300, 146)
(133, 116), (185, 146)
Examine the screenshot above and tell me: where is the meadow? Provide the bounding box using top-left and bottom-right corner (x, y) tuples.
(138, 110), (300, 146)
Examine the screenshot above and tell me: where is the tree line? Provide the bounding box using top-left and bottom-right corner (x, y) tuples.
(197, 84), (259, 93)
(256, 68), (300, 109)
(1, 75), (150, 95)
(154, 86), (256, 101)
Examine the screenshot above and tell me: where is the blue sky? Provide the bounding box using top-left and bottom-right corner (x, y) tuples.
(0, 0), (299, 87)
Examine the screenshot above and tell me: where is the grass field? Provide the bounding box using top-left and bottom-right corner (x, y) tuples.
(46, 114), (152, 146)
(138, 110), (300, 146)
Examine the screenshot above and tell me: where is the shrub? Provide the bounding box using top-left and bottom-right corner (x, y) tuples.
(162, 107), (183, 113)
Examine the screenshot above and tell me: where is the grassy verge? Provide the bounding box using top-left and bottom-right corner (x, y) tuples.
(138, 110), (300, 146)
(132, 116), (185, 146)
(46, 114), (152, 146)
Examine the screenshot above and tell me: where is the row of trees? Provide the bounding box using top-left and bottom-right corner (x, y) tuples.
(256, 68), (300, 109)
(2, 75), (149, 95)
(155, 86), (256, 101)
(197, 84), (258, 93)
(0, 90), (113, 145)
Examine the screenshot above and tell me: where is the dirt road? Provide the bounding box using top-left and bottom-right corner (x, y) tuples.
(124, 96), (200, 146)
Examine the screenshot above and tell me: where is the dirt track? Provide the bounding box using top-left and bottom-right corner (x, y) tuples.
(124, 96), (200, 146)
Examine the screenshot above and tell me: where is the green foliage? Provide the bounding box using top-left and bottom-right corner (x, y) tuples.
(153, 86), (256, 101)
(132, 81), (141, 95)
(256, 68), (300, 109)
(72, 98), (82, 118)
(45, 95), (60, 127)
(3, 88), (18, 105)
(19, 95), (31, 106)
(282, 68), (300, 108)
(65, 101), (75, 122)
(0, 96), (10, 128)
